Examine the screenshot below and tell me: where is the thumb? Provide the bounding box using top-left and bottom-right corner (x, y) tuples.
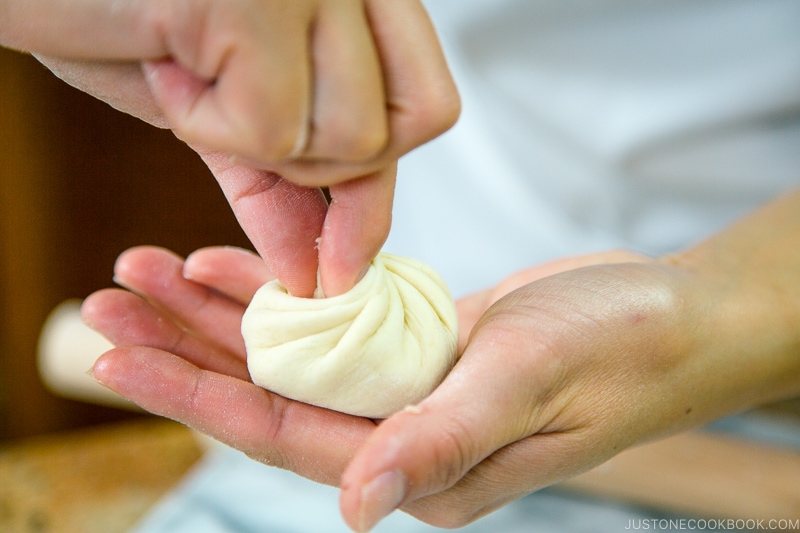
(338, 321), (556, 532)
(317, 165), (395, 297)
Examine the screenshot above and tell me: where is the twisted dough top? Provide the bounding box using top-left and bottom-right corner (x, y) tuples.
(242, 253), (459, 418)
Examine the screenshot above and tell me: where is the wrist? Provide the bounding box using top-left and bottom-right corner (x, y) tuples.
(658, 190), (800, 418)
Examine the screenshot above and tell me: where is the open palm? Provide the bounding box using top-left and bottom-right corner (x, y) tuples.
(86, 245), (688, 531)
(84, 246), (375, 486)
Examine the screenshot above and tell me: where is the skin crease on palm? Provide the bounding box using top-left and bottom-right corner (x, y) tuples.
(83, 188), (800, 531)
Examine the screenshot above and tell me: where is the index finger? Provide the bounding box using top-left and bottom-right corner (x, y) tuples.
(198, 150), (329, 298)
(1, 0), (166, 57)
(92, 347), (376, 486)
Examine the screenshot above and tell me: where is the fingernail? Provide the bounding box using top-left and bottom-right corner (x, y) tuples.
(314, 268), (326, 299)
(86, 365), (103, 385)
(358, 471), (406, 533)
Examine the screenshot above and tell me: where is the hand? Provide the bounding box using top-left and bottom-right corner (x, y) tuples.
(84, 247), (640, 514)
(84, 246), (692, 530)
(86, 186), (800, 531)
(338, 183), (800, 531)
(341, 250), (721, 530)
(84, 245), (378, 484)
(196, 151), (394, 298)
(2, 0), (460, 296)
(2, 0), (459, 180)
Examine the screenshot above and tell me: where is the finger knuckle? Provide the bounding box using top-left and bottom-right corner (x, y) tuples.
(243, 398), (291, 470)
(317, 116), (389, 162)
(139, 0), (173, 39)
(411, 503), (477, 530)
(428, 419), (475, 490)
(343, 129), (389, 161)
(141, 0), (210, 61)
(407, 83), (461, 140)
(405, 471), (494, 529)
(185, 372), (206, 414)
(432, 511), (476, 530)
(224, 103), (308, 162)
(247, 124), (305, 161)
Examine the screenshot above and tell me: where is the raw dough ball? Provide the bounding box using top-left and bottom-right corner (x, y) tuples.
(241, 253), (459, 418)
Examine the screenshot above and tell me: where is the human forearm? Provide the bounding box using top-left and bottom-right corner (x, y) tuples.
(660, 188), (800, 422)
(82, 198), (800, 532)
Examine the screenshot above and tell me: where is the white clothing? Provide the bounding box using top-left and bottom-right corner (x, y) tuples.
(386, 0), (800, 297)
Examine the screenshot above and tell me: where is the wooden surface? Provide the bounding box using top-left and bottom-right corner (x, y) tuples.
(0, 47), (65, 440)
(0, 48), (252, 441)
(0, 419), (203, 533)
(0, 417), (797, 533)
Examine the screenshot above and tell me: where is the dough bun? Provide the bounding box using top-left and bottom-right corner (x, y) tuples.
(242, 253), (459, 418)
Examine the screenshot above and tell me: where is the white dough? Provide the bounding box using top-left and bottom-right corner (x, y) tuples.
(241, 253), (459, 418)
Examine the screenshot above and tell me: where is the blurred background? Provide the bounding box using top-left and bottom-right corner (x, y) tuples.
(0, 48), (253, 443)
(1, 41), (798, 533)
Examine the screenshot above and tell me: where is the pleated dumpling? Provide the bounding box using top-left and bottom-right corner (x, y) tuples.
(241, 253), (459, 418)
